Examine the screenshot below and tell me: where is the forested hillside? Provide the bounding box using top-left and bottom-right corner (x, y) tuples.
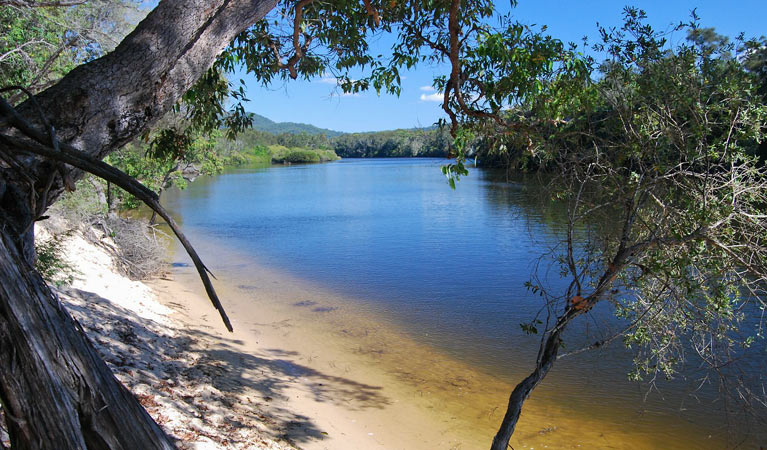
(223, 117), (452, 159)
(250, 113), (345, 137)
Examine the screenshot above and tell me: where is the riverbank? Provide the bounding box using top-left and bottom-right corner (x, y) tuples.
(42, 222), (476, 448)
(45, 218), (732, 449)
(236, 145), (339, 165)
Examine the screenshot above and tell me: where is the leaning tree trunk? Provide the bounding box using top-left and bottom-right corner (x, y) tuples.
(0, 228), (174, 449)
(490, 310), (578, 450)
(0, 0), (276, 447)
(489, 252), (622, 449)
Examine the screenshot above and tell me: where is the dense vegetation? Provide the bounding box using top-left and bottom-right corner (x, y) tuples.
(266, 145), (339, 163)
(332, 127), (450, 157)
(212, 128), (340, 165)
(215, 127), (330, 155)
(458, 28), (767, 173)
(215, 121), (452, 159)
(0, 0), (142, 99)
(433, 11), (767, 447)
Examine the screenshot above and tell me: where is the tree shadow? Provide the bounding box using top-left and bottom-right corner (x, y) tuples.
(58, 286), (391, 448)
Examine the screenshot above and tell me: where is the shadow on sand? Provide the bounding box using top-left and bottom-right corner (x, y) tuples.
(59, 286), (391, 448)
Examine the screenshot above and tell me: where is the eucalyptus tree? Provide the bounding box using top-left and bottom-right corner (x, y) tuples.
(0, 0), (465, 447)
(744, 36), (767, 96)
(743, 35), (767, 161)
(433, 7), (767, 449)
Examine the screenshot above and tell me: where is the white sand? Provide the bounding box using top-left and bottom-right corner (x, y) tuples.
(42, 223), (468, 450)
(38, 222), (726, 450)
(40, 225), (291, 449)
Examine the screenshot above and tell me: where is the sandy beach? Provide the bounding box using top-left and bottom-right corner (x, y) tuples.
(45, 222), (729, 450)
(47, 225), (477, 449)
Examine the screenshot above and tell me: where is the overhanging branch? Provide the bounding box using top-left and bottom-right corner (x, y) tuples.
(0, 96), (233, 332)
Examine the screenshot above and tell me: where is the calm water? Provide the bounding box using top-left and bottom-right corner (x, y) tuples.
(162, 158), (761, 446)
(165, 159), (578, 364)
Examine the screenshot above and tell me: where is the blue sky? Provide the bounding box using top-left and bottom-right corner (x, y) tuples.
(240, 1), (767, 133)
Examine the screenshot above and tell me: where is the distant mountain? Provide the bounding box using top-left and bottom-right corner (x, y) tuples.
(250, 113), (345, 137)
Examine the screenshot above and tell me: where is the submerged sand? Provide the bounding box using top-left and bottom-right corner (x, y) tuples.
(49, 223), (733, 449)
(162, 244), (730, 450)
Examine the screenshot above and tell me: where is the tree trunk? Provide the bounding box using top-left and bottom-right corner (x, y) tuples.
(7, 0), (277, 219)
(106, 182), (116, 216)
(0, 0), (276, 447)
(0, 227), (175, 449)
(149, 163), (179, 225)
(490, 313), (572, 450)
(88, 177), (108, 208)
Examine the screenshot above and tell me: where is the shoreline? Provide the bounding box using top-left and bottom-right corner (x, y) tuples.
(48, 225), (291, 449)
(154, 260), (479, 449)
(162, 233), (728, 450)
(52, 221), (732, 449)
(50, 223), (477, 448)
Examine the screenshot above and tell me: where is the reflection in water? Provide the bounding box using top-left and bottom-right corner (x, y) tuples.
(163, 158), (762, 448)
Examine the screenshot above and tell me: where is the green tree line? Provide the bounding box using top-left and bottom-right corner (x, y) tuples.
(215, 126), (452, 159)
(332, 127), (451, 157)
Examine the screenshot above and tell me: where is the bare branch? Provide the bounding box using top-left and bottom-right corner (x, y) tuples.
(361, 0), (380, 26)
(0, 40), (55, 63)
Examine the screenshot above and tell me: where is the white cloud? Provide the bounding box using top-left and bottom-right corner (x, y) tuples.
(319, 75), (338, 85)
(419, 85), (436, 92)
(419, 92), (443, 102)
(319, 73), (358, 86)
(329, 91), (361, 98)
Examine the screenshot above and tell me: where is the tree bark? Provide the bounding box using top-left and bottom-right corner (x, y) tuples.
(0, 0), (276, 447)
(490, 311), (575, 450)
(4, 0), (277, 246)
(0, 227), (175, 449)
(88, 177), (107, 208)
(149, 162), (179, 225)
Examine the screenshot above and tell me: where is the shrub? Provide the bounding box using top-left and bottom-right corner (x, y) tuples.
(268, 145), (340, 163)
(50, 177), (108, 223)
(90, 216), (167, 280)
(35, 231), (78, 287)
(46, 176), (167, 280)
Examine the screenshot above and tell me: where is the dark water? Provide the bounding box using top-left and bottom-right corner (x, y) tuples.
(162, 158), (761, 446)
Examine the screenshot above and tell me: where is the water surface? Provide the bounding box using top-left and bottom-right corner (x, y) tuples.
(163, 158), (758, 448)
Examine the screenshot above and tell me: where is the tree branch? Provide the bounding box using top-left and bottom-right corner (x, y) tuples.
(361, 0), (380, 25)
(0, 0), (85, 6)
(267, 0), (316, 79)
(0, 97), (234, 332)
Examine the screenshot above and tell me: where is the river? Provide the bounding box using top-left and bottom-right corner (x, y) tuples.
(162, 158), (761, 448)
